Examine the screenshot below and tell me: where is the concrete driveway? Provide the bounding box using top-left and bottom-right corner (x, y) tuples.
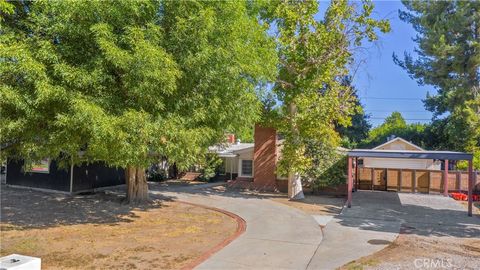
(149, 184), (479, 270)
(149, 183), (323, 270)
(340, 190), (480, 237)
(307, 190), (480, 269)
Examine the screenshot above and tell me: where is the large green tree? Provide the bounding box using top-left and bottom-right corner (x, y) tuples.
(394, 1), (480, 168)
(0, 0), (276, 202)
(361, 112), (428, 149)
(263, 0), (389, 199)
(336, 77), (371, 148)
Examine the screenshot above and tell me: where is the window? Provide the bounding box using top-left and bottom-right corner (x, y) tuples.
(241, 160), (253, 177)
(26, 158), (50, 174)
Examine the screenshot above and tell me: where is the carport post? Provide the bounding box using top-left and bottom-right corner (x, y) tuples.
(443, 159), (449, 196)
(230, 158), (233, 180)
(468, 160), (473, 217)
(352, 157), (358, 192)
(347, 157), (353, 208)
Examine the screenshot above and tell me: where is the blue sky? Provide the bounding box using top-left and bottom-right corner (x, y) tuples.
(346, 1), (437, 127)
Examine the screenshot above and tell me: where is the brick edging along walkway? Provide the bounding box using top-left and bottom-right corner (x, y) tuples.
(178, 201), (247, 270)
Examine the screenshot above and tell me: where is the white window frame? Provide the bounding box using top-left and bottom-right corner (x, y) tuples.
(239, 159), (254, 177)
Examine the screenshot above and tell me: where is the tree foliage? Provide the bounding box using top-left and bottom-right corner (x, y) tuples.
(360, 112), (427, 149)
(336, 78), (371, 148)
(304, 141), (347, 189)
(0, 0), (277, 201)
(261, 0), (389, 198)
(394, 0), (480, 168)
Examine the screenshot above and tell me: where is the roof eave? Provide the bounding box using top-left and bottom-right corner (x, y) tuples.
(348, 150), (473, 161)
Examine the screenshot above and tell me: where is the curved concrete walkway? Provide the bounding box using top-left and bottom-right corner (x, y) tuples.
(149, 184), (478, 270)
(150, 185), (440, 270)
(149, 184), (323, 270)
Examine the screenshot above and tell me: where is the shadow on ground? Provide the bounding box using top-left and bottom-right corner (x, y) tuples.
(148, 181), (345, 215)
(336, 191), (480, 238)
(149, 182), (480, 238)
(0, 186), (174, 230)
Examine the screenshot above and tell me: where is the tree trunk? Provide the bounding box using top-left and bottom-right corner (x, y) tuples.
(125, 166), (149, 203)
(162, 160), (169, 179)
(288, 171), (305, 200)
(288, 102), (305, 200)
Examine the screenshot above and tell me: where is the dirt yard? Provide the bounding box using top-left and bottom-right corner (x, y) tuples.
(269, 195), (345, 215)
(0, 187), (237, 269)
(341, 232), (480, 270)
(341, 202), (480, 270)
(210, 184), (345, 216)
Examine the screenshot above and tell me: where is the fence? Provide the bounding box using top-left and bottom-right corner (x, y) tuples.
(356, 167), (480, 193)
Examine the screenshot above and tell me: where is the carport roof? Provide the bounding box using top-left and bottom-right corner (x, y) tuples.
(347, 149), (473, 161)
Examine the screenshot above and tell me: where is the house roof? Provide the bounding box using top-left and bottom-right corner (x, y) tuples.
(209, 143), (254, 157)
(373, 137), (424, 151)
(348, 149), (472, 161)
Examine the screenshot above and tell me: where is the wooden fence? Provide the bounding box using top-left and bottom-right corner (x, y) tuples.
(356, 167), (480, 193)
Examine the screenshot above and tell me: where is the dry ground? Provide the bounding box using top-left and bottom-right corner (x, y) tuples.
(0, 187), (237, 270)
(340, 202), (480, 270)
(154, 179), (209, 187)
(210, 185), (345, 216)
(269, 195), (345, 215)
(341, 233), (480, 270)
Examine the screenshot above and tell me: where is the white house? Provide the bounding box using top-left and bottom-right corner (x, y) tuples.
(209, 141), (255, 180)
(362, 137), (441, 170)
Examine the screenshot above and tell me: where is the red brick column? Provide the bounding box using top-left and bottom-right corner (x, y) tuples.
(253, 124), (277, 190)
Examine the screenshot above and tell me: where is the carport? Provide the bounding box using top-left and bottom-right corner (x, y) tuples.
(347, 149), (475, 216)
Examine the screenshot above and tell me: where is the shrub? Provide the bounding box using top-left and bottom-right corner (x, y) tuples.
(303, 141), (347, 189)
(198, 153), (223, 182)
(146, 164), (167, 182)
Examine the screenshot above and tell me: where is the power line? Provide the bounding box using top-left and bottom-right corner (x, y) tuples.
(360, 96), (424, 101)
(369, 117), (431, 121)
(365, 110), (429, 113)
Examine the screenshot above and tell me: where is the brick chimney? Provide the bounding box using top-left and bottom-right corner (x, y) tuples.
(226, 134), (235, 144)
(253, 124), (277, 189)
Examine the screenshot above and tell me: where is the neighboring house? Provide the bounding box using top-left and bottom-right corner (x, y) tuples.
(5, 159), (125, 194)
(362, 137), (441, 170)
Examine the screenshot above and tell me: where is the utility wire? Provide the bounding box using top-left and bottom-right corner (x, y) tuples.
(365, 110), (429, 113)
(369, 117), (431, 121)
(360, 96), (424, 101)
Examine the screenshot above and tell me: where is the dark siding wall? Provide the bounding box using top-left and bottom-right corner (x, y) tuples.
(6, 160), (71, 192)
(72, 163), (125, 192)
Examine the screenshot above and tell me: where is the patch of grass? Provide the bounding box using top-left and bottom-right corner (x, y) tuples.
(174, 254), (192, 263)
(128, 245), (156, 252)
(344, 258), (380, 270)
(125, 262), (137, 269)
(43, 252), (95, 269)
(8, 237), (39, 254)
(0, 224), (23, 231)
(165, 225), (202, 237)
(345, 262), (364, 270)
(95, 253), (109, 259)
